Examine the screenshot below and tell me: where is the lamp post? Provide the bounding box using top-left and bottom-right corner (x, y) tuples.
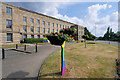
(109, 35), (110, 44)
(95, 24), (97, 43)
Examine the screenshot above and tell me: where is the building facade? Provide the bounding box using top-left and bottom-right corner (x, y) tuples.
(0, 2), (84, 45)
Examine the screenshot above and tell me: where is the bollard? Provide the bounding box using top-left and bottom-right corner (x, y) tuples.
(24, 45), (26, 51)
(16, 44), (18, 49)
(2, 48), (5, 59)
(35, 43), (37, 53)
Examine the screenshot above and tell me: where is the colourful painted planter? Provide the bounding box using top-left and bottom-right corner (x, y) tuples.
(46, 36), (66, 76)
(43, 36), (48, 42)
(46, 36), (65, 45)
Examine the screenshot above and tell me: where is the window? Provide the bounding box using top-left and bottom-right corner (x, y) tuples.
(47, 28), (50, 33)
(30, 18), (34, 23)
(6, 7), (12, 15)
(31, 35), (34, 38)
(30, 26), (34, 32)
(23, 34), (27, 39)
(37, 35), (40, 38)
(59, 24), (61, 28)
(42, 21), (45, 25)
(23, 17), (27, 22)
(6, 20), (12, 28)
(23, 25), (27, 32)
(63, 25), (64, 28)
(37, 27), (40, 33)
(56, 24), (58, 27)
(52, 29), (54, 32)
(37, 19), (40, 24)
(7, 33), (12, 42)
(56, 29), (58, 32)
(42, 28), (45, 33)
(52, 23), (54, 27)
(47, 22), (50, 26)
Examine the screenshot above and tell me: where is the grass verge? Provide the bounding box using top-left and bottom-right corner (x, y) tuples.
(2, 44), (24, 48)
(40, 41), (118, 78)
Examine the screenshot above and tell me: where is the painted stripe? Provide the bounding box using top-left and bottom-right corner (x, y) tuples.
(62, 61), (65, 68)
(62, 41), (66, 48)
(62, 48), (64, 55)
(62, 54), (65, 61)
(62, 66), (66, 76)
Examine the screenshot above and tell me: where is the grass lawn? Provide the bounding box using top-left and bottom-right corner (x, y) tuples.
(40, 41), (118, 78)
(2, 44), (25, 48)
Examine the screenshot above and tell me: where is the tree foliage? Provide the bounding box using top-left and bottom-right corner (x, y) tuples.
(84, 27), (96, 40)
(98, 27), (120, 42)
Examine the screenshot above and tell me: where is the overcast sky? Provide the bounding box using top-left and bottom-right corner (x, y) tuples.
(6, 2), (118, 37)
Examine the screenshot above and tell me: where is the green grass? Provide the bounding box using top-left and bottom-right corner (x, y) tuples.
(40, 41), (118, 78)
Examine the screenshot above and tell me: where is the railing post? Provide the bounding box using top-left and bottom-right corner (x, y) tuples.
(16, 44), (18, 49)
(2, 48), (5, 59)
(24, 45), (26, 51)
(35, 43), (37, 53)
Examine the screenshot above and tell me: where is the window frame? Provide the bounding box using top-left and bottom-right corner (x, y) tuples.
(30, 26), (34, 32)
(47, 22), (50, 26)
(37, 35), (40, 38)
(6, 19), (12, 28)
(56, 24), (58, 28)
(37, 19), (40, 24)
(37, 27), (40, 33)
(23, 34), (27, 39)
(6, 7), (12, 15)
(52, 23), (54, 27)
(23, 25), (27, 32)
(23, 16), (27, 22)
(47, 28), (50, 33)
(42, 21), (45, 25)
(30, 18), (34, 23)
(42, 28), (45, 33)
(31, 35), (34, 38)
(7, 33), (13, 42)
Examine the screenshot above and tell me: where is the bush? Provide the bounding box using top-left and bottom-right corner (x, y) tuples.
(46, 33), (72, 42)
(24, 38), (43, 43)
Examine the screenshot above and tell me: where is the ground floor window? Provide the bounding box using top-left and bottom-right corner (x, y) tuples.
(23, 34), (27, 39)
(31, 35), (34, 38)
(37, 35), (40, 38)
(7, 33), (12, 42)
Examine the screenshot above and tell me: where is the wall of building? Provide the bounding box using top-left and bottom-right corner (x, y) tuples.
(1, 2), (84, 45)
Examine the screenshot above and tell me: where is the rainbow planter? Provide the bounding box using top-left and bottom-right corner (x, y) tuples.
(70, 37), (74, 41)
(46, 35), (66, 76)
(43, 36), (48, 42)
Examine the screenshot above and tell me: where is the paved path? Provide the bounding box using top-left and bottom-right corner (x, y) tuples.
(2, 42), (76, 78)
(97, 40), (120, 46)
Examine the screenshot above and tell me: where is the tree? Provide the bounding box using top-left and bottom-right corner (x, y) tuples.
(84, 27), (96, 40)
(103, 27), (110, 40)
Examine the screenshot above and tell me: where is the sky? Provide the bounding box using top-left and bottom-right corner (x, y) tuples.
(6, 2), (118, 37)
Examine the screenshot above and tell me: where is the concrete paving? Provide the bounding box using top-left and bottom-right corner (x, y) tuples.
(2, 42), (76, 78)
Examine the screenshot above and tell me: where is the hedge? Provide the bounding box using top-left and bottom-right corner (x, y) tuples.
(24, 38), (44, 43)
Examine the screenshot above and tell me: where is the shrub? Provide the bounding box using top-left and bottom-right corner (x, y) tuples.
(24, 38), (43, 43)
(46, 33), (72, 42)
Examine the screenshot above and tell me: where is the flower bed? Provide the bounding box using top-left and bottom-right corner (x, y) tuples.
(46, 33), (65, 45)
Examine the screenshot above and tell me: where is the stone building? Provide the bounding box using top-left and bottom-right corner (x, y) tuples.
(0, 2), (84, 45)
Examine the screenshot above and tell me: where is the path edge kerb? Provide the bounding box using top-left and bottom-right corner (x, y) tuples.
(37, 46), (60, 80)
(37, 42), (77, 80)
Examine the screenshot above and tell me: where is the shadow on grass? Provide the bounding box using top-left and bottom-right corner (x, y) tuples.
(87, 42), (96, 44)
(40, 72), (61, 77)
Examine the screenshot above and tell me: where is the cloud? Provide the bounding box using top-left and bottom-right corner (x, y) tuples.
(108, 5), (112, 8)
(7, 2), (118, 37)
